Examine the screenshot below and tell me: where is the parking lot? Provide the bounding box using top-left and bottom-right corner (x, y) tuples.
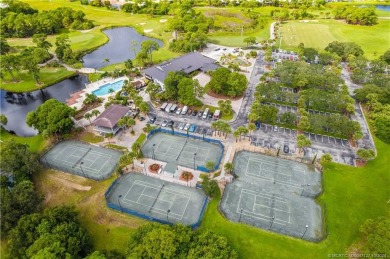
(265, 103), (298, 114)
(149, 113), (215, 137)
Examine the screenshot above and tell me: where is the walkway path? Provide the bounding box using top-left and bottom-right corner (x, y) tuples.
(341, 63), (376, 151)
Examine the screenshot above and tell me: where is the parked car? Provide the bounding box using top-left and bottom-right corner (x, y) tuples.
(192, 110), (198, 116)
(167, 120), (174, 127)
(139, 116), (145, 121)
(178, 123), (185, 130)
(187, 109), (192, 115)
(255, 121), (261, 129)
(189, 124), (197, 132)
(148, 116), (156, 124)
(176, 108), (182, 115)
(214, 48), (220, 51)
(207, 113), (213, 119)
(273, 126), (278, 132)
(184, 123), (191, 131)
(198, 111), (203, 117)
(162, 120), (168, 127)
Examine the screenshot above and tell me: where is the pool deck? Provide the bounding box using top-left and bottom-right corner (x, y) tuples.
(67, 76), (129, 109)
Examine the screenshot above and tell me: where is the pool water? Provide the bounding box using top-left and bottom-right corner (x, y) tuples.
(92, 80), (125, 96)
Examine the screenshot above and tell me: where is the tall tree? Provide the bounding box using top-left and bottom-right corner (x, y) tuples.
(26, 99), (75, 137)
(32, 34), (52, 53)
(140, 40), (159, 63)
(0, 114), (8, 126)
(297, 134), (311, 153)
(1, 180), (43, 236)
(0, 140), (40, 182)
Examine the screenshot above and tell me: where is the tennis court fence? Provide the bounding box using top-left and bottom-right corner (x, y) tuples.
(104, 176), (209, 228)
(146, 128), (225, 172)
(40, 155), (118, 181)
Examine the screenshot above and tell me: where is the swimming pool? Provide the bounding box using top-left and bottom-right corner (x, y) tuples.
(92, 80), (125, 96)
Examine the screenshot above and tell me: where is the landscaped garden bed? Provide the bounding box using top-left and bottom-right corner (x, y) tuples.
(180, 171), (194, 181)
(148, 163), (161, 174)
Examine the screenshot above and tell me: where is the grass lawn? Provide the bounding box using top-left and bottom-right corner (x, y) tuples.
(134, 133), (146, 146)
(200, 137), (389, 258)
(18, 0), (177, 62)
(280, 19), (390, 59)
(105, 143), (128, 151)
(33, 170), (146, 251)
(80, 131), (104, 144)
(0, 67), (76, 92)
(0, 127), (46, 153)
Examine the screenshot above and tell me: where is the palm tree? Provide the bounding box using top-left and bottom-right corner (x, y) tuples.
(105, 132), (114, 144)
(247, 123), (257, 137)
(83, 93), (98, 106)
(91, 109), (100, 118)
(139, 102), (150, 115)
(103, 58), (110, 66)
(117, 118), (127, 131)
(233, 130), (240, 142)
(224, 162), (233, 174)
(84, 112), (92, 124)
(126, 117), (136, 131)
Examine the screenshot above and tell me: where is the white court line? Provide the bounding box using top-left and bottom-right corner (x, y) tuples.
(242, 189), (287, 203)
(247, 156), (306, 176)
(121, 180), (192, 220)
(237, 189), (290, 224)
(240, 211), (287, 226)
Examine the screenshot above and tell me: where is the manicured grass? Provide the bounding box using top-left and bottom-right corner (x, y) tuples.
(196, 6), (273, 47)
(7, 28), (108, 54)
(280, 19), (390, 59)
(201, 138), (389, 258)
(134, 133), (146, 146)
(80, 131), (104, 143)
(33, 170), (146, 251)
(0, 67), (76, 92)
(21, 0), (177, 61)
(105, 143), (128, 151)
(0, 127), (46, 153)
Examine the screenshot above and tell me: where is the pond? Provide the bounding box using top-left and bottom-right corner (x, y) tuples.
(376, 5), (390, 12)
(1, 75), (87, 137)
(82, 27), (163, 69)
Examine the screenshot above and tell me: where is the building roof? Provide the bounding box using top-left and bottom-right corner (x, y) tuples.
(93, 105), (130, 129)
(141, 52), (219, 84)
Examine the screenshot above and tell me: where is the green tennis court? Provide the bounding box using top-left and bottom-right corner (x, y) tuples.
(220, 151), (324, 241)
(106, 174), (208, 226)
(41, 140), (121, 180)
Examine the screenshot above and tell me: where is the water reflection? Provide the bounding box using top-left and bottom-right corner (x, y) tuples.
(1, 75), (87, 136)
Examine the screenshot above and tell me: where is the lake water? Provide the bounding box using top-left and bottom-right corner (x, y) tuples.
(376, 5), (390, 12)
(1, 75), (87, 136)
(82, 27), (163, 69)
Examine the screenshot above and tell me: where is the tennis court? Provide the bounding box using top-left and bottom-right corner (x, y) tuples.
(220, 151), (324, 241)
(106, 174), (208, 226)
(41, 140), (121, 180)
(142, 133), (223, 172)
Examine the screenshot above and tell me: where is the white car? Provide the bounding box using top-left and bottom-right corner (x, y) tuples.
(162, 120), (168, 127)
(273, 126), (278, 132)
(178, 123), (185, 130)
(176, 108), (182, 115)
(184, 123), (191, 131)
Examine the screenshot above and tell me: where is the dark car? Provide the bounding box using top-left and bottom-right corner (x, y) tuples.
(255, 121), (261, 129)
(139, 116), (145, 121)
(207, 113), (213, 119)
(167, 120), (174, 127)
(192, 110), (198, 116)
(283, 145), (289, 153)
(148, 116), (156, 124)
(198, 111), (203, 117)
